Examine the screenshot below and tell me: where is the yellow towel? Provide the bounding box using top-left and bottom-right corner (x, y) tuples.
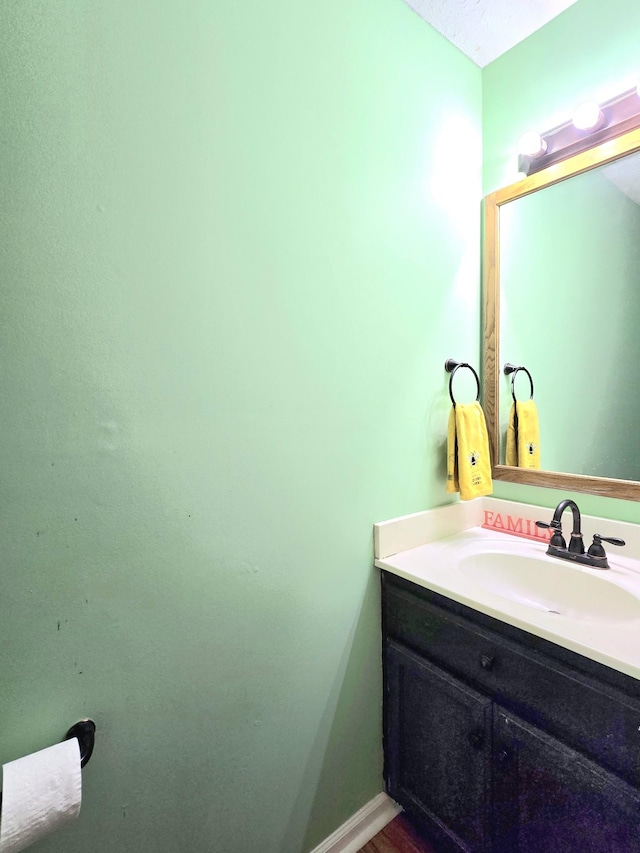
(506, 405), (518, 466)
(446, 407), (459, 494)
(446, 402), (493, 500)
(516, 399), (540, 469)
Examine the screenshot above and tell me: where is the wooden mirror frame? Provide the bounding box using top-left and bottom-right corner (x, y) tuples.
(483, 125), (640, 501)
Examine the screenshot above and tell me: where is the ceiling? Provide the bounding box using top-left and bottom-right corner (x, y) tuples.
(404, 0), (580, 67)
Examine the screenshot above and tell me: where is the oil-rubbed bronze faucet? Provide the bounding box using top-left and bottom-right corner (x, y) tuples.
(536, 498), (625, 569)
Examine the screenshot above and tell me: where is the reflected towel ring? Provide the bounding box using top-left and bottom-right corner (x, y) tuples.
(504, 363), (534, 403)
(444, 358), (480, 407)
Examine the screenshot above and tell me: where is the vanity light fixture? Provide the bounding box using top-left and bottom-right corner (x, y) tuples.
(572, 100), (605, 131)
(518, 84), (640, 177)
(517, 130), (547, 158)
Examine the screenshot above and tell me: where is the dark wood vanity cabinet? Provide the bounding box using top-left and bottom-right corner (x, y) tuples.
(385, 640), (493, 851)
(382, 571), (640, 853)
(492, 708), (640, 853)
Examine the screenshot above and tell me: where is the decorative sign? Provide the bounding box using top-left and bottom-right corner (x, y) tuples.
(481, 510), (552, 543)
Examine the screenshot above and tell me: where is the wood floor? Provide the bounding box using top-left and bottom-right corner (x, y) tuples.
(358, 814), (437, 853)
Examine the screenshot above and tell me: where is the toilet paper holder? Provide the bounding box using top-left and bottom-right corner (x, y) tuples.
(0, 719), (95, 806)
(64, 719), (96, 768)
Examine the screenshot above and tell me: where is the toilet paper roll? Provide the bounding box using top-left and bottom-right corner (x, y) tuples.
(0, 738), (82, 853)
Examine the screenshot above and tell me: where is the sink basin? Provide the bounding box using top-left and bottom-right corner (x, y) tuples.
(456, 549), (640, 622)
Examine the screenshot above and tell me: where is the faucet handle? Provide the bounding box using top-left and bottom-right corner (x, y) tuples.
(587, 534), (625, 559)
(535, 520), (566, 549)
(593, 534), (625, 547)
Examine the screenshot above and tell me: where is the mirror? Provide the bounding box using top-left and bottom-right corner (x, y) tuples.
(483, 124), (640, 500)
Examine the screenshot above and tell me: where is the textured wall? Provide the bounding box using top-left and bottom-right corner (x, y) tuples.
(0, 2), (481, 851)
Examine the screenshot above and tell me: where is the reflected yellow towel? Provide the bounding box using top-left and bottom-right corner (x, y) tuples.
(506, 401), (540, 469)
(446, 402), (493, 500)
(517, 399), (540, 469)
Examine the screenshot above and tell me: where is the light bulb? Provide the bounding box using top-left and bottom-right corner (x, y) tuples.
(572, 101), (604, 131)
(518, 131), (547, 158)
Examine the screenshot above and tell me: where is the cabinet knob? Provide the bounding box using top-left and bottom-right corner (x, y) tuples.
(480, 654), (495, 671)
(496, 748), (510, 765)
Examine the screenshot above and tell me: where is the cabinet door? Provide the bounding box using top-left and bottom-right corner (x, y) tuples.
(493, 708), (640, 853)
(385, 640), (492, 853)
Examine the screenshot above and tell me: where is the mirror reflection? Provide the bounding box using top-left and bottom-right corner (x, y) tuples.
(499, 149), (640, 481)
(483, 124), (640, 500)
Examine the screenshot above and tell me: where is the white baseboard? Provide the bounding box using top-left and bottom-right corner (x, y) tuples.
(308, 792), (402, 853)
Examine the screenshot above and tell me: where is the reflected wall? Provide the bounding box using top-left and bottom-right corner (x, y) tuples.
(499, 159), (640, 480)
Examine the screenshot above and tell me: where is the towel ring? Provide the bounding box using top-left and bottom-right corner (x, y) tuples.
(504, 363), (534, 403)
(444, 358), (480, 407)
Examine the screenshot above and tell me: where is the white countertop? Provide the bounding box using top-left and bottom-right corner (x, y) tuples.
(375, 506), (640, 681)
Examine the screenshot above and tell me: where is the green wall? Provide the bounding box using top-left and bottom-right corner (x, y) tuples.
(483, 0), (640, 523)
(0, 2), (481, 851)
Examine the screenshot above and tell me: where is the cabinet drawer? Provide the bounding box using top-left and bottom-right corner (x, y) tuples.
(383, 582), (640, 787)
